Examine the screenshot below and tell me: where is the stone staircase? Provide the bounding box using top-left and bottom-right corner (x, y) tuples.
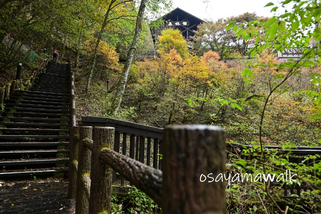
(0, 62), (70, 179)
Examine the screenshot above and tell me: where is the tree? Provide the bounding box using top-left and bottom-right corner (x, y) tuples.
(109, 0), (149, 113)
(191, 19), (233, 59)
(191, 13), (264, 60)
(157, 28), (189, 58)
(226, 1), (321, 212)
(0, 0), (103, 75)
(86, 0), (133, 93)
(109, 0), (173, 114)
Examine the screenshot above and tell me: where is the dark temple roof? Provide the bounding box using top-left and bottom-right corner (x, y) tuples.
(150, 7), (205, 42)
(161, 7), (204, 27)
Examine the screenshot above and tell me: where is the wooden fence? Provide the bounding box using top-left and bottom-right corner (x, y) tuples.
(78, 117), (321, 199)
(81, 117), (164, 186)
(68, 125), (227, 214)
(69, 63), (76, 128)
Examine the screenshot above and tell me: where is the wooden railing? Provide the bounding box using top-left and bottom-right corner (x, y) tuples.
(68, 125), (227, 214)
(0, 58), (48, 110)
(68, 64), (76, 128)
(78, 117), (321, 199)
(81, 117), (163, 186)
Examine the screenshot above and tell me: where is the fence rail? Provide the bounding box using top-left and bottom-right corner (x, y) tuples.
(79, 117), (321, 199)
(69, 125), (227, 214)
(81, 117), (163, 186)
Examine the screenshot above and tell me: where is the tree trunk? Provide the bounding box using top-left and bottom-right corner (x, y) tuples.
(75, 33), (82, 73)
(61, 34), (67, 60)
(86, 0), (116, 93)
(110, 0), (148, 114)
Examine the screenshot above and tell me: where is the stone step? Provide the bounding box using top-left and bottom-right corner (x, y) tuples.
(5, 99), (64, 106)
(0, 141), (69, 147)
(0, 128), (67, 132)
(0, 167), (68, 178)
(3, 112), (66, 118)
(0, 117), (64, 122)
(0, 135), (69, 139)
(5, 103), (67, 110)
(0, 122), (69, 128)
(0, 158), (69, 167)
(4, 107), (69, 113)
(10, 94), (69, 102)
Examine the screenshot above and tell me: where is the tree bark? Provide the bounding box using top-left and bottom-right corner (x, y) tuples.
(110, 0), (148, 114)
(162, 125), (226, 214)
(74, 33), (82, 73)
(61, 34), (67, 60)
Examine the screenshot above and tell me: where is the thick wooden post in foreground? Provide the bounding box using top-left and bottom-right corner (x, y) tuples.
(76, 126), (92, 214)
(162, 125), (226, 214)
(68, 126), (79, 199)
(89, 127), (114, 214)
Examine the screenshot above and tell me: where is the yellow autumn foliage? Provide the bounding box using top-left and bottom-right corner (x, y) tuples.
(84, 40), (119, 69)
(157, 28), (189, 58)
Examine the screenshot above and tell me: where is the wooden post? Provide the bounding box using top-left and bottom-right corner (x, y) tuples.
(5, 83), (11, 99)
(17, 79), (22, 91)
(68, 126), (79, 199)
(76, 126), (93, 214)
(0, 88), (5, 108)
(162, 125), (226, 214)
(10, 80), (16, 94)
(89, 127), (114, 214)
(70, 91), (76, 127)
(26, 80), (30, 91)
(15, 80), (19, 91)
(70, 65), (76, 128)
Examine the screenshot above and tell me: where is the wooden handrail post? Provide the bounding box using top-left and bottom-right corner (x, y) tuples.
(162, 125), (226, 214)
(0, 88), (5, 109)
(68, 126), (79, 199)
(69, 64), (76, 128)
(10, 80), (16, 94)
(76, 126), (93, 214)
(5, 83), (10, 99)
(89, 127), (114, 214)
(26, 80), (30, 91)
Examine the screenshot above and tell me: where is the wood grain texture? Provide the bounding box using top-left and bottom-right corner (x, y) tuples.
(76, 126), (92, 214)
(100, 148), (162, 205)
(162, 125), (226, 214)
(68, 126), (79, 199)
(89, 127), (114, 214)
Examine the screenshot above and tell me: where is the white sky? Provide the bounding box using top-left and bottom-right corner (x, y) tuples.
(171, 0), (277, 21)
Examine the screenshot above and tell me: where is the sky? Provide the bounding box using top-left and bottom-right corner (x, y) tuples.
(171, 0), (276, 21)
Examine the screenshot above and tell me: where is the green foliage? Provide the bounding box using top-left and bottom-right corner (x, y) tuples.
(127, 187), (161, 213)
(191, 13), (262, 59)
(223, 0), (321, 212)
(226, 142), (321, 213)
(111, 187), (161, 213)
(75, 0), (321, 211)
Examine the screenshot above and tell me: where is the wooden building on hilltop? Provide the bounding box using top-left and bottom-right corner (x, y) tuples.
(150, 7), (205, 44)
